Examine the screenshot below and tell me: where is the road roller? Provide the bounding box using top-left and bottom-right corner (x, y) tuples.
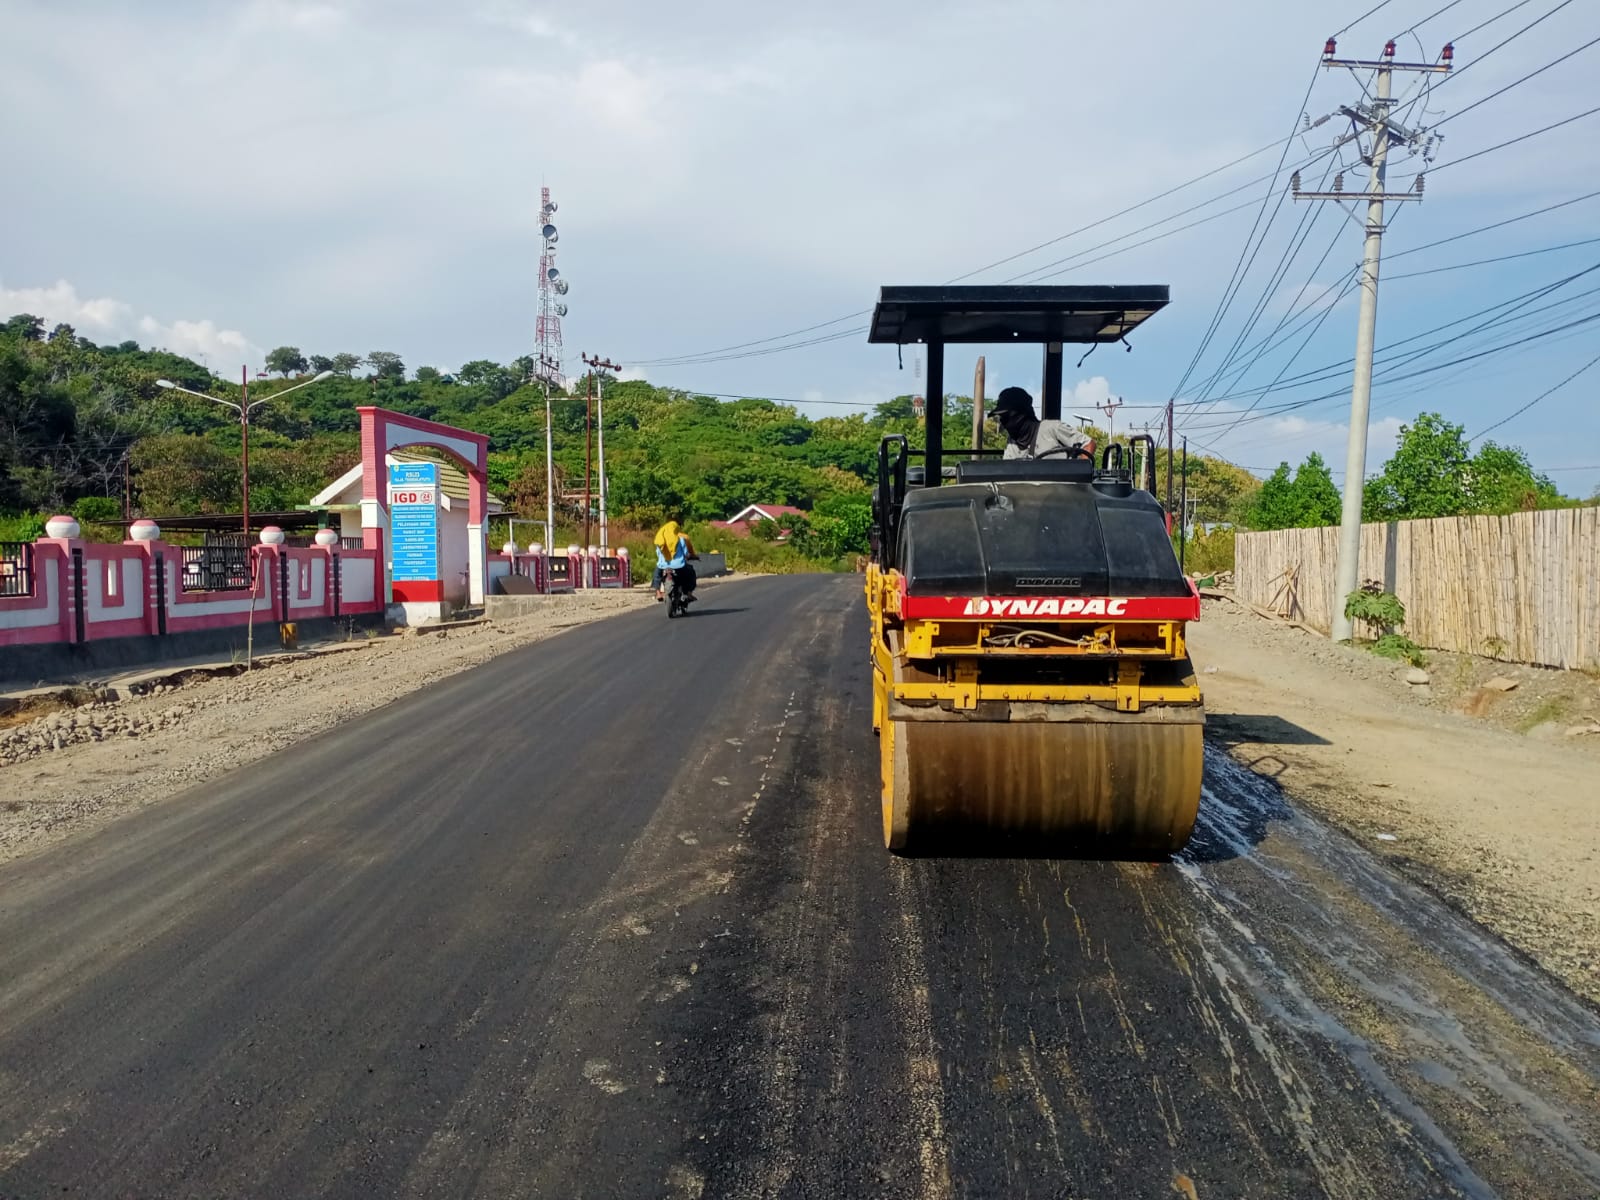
(865, 285), (1204, 855)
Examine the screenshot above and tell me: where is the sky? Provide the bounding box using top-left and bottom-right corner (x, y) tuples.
(2, 0), (1597, 495)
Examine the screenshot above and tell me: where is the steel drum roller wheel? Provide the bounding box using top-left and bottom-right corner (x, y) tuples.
(881, 718), (1202, 856)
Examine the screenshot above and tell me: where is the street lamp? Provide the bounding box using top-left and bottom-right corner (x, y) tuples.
(156, 368), (334, 537)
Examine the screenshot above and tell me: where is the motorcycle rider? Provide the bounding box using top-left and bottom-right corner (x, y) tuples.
(652, 519), (698, 603)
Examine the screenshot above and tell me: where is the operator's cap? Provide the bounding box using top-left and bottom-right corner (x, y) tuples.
(992, 386), (1035, 416)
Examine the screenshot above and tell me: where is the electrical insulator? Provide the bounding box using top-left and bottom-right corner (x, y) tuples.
(1333, 172), (1344, 193)
(1415, 174), (1426, 195)
(1441, 42), (1454, 64)
(1324, 37), (1337, 57)
(1290, 171), (1302, 192)
(1384, 39), (1396, 57)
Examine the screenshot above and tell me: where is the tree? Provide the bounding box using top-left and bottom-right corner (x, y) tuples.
(330, 352), (363, 376)
(2, 314), (45, 342)
(414, 365), (442, 383)
(1248, 464), (1299, 530)
(1364, 413), (1470, 521)
(1465, 441), (1558, 514)
(1245, 452), (1341, 530)
(265, 346), (308, 377)
(308, 354), (335, 374)
(458, 359), (517, 399)
(366, 351), (405, 380)
(1292, 452), (1342, 525)
(128, 434), (240, 514)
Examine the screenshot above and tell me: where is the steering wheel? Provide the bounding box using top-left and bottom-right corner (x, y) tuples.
(1035, 443), (1093, 461)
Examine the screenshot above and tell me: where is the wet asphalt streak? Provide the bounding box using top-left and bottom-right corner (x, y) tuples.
(0, 575), (1596, 1199)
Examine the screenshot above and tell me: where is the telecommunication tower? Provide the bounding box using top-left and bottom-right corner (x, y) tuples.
(535, 187), (569, 387)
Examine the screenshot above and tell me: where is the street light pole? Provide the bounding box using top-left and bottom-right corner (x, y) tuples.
(156, 369), (334, 538)
(240, 366), (251, 538)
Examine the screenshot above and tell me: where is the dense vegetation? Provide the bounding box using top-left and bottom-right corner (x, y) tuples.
(1, 314), (1585, 571)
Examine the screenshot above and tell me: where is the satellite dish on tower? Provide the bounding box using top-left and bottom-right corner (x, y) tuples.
(544, 201), (558, 215)
(542, 224), (558, 240)
(546, 266), (560, 281)
(554, 279), (570, 295)
(555, 303), (568, 317)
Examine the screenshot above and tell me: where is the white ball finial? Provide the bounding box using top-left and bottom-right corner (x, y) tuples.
(129, 519), (160, 542)
(529, 542), (543, 555)
(259, 525), (286, 546)
(502, 540), (519, 556)
(314, 528), (339, 547)
(45, 515), (80, 539)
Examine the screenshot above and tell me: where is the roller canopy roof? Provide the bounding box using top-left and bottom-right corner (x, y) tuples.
(867, 285), (1169, 345)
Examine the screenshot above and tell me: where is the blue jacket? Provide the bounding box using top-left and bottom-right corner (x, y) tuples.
(657, 536), (690, 569)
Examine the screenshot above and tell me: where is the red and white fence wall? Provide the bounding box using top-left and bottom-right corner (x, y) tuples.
(0, 517), (383, 651)
(485, 543), (632, 596)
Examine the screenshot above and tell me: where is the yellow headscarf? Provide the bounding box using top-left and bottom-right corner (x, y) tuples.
(654, 521), (682, 563)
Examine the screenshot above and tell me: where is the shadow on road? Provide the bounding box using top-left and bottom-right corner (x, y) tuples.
(680, 607), (750, 617)
(1205, 712), (1332, 747)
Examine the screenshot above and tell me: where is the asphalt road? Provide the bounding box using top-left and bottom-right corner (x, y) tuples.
(1, 574), (1597, 1199)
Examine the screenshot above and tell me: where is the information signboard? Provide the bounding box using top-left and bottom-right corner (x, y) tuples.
(387, 462), (439, 582)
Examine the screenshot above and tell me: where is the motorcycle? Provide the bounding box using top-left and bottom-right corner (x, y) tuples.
(662, 558), (699, 618)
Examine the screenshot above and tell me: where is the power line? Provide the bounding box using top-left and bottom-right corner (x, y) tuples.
(1470, 347), (1600, 440)
(1393, 0), (1468, 38)
(1000, 150), (1339, 284)
(1387, 188), (1600, 260)
(1433, 30), (1600, 129)
(1451, 0), (1538, 43)
(1167, 61), (1324, 407)
(630, 128), (1342, 367)
(1430, 103), (1600, 172)
(946, 135), (1314, 284)
(1387, 235), (1600, 279)
(1190, 307), (1600, 444)
(1015, 198), (1266, 283)
(1179, 267), (1600, 428)
(1181, 152), (1350, 416)
(1334, 0), (1400, 37)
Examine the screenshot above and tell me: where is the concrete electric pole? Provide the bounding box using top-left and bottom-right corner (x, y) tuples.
(1096, 397), (1124, 446)
(1297, 37), (1450, 640)
(971, 356), (986, 457)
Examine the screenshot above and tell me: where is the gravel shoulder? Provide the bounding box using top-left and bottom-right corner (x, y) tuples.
(0, 587), (682, 866)
(1189, 595), (1600, 1006)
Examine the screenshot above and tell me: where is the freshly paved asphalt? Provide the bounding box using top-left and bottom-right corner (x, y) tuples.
(1, 574), (1597, 1199)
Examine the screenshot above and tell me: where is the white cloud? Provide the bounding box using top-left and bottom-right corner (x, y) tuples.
(0, 276), (261, 365)
(137, 316), (263, 366)
(1193, 406), (1405, 477)
(239, 0), (350, 34)
(0, 279), (132, 334)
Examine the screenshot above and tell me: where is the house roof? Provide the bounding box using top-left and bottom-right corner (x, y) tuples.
(305, 450), (504, 513)
(720, 504), (806, 524)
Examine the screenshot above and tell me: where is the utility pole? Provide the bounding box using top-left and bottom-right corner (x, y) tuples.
(971, 356), (986, 457)
(581, 372), (594, 550)
(1165, 398), (1175, 519)
(1096, 397), (1124, 446)
(582, 353), (622, 551)
(1298, 36), (1449, 640)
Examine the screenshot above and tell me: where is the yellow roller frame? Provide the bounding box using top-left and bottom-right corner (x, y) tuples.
(868, 563), (1205, 856)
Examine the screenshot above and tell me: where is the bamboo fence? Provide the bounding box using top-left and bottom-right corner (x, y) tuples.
(1233, 508), (1600, 670)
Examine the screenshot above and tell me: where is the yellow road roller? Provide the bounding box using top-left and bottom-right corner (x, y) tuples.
(866, 285), (1204, 855)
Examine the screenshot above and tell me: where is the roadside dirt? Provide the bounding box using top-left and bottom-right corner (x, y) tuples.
(1189, 596), (1600, 1007)
(0, 589), (657, 867)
